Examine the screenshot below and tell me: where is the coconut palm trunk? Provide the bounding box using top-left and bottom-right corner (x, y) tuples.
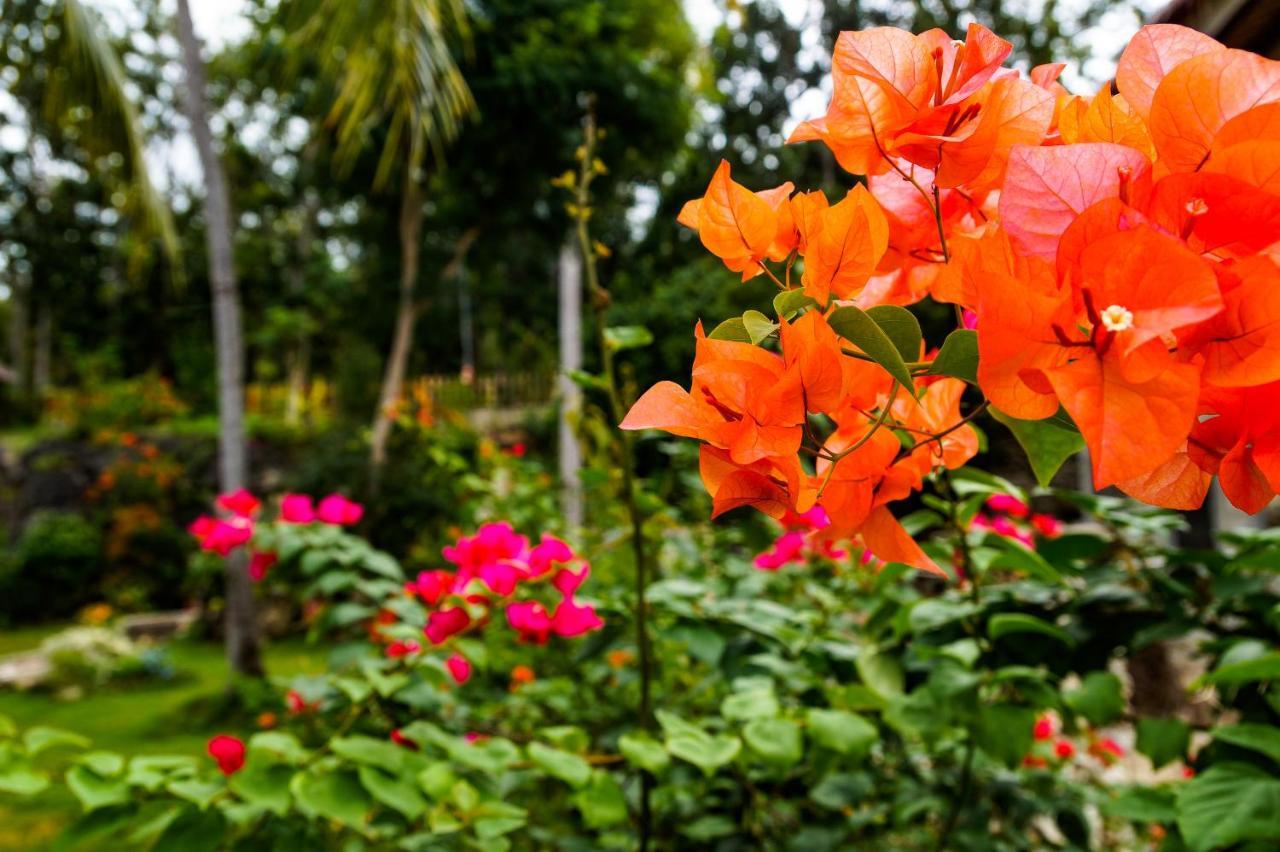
(174, 0), (263, 678)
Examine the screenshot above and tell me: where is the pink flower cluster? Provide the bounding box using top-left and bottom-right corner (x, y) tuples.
(753, 506), (854, 571)
(188, 489), (364, 581)
(970, 494), (1061, 547)
(387, 523), (604, 684)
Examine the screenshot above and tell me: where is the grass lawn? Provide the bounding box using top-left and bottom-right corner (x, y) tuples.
(0, 630), (328, 850)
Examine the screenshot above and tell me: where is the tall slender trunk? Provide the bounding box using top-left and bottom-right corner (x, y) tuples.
(175, 0), (263, 678)
(285, 190), (318, 425)
(6, 277), (28, 397)
(557, 236), (584, 530)
(32, 302), (50, 395)
(369, 176), (424, 474)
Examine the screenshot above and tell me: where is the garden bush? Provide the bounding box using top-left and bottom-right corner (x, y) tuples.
(0, 512), (103, 624)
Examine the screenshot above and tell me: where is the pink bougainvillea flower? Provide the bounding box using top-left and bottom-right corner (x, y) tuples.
(414, 570), (456, 606)
(390, 729), (418, 751)
(425, 606), (471, 645)
(1090, 737), (1125, 764)
(464, 732), (488, 744)
(217, 489), (261, 518)
(986, 494), (1030, 518)
(528, 534), (575, 577)
(551, 599), (604, 638)
(316, 493), (364, 526)
(552, 564), (590, 596)
(962, 309), (979, 330)
(444, 522), (530, 583)
(279, 493), (316, 524)
(1054, 740), (1076, 759)
(191, 516), (253, 556)
(207, 734), (246, 776)
(386, 640), (420, 659)
(478, 561), (522, 597)
(754, 531), (807, 570)
(248, 551), (277, 582)
(1031, 514), (1062, 538)
(445, 653), (472, 685)
(506, 601), (553, 644)
(285, 689), (310, 714)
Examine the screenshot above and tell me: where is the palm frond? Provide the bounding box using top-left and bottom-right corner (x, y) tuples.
(292, 0), (476, 189)
(53, 0), (179, 273)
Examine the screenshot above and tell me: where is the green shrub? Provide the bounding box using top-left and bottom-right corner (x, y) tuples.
(0, 512), (103, 624)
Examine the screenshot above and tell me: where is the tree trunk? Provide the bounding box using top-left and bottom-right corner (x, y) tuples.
(175, 0), (263, 678)
(285, 190), (318, 425)
(32, 302), (51, 396)
(557, 236), (584, 530)
(369, 176), (424, 475)
(6, 276), (28, 398)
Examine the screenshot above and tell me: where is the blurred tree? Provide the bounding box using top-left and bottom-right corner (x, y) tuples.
(286, 0), (476, 476)
(174, 0), (262, 677)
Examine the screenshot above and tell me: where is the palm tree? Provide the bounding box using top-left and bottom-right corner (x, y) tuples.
(289, 0), (475, 474)
(173, 0), (263, 677)
(1, 0), (179, 387)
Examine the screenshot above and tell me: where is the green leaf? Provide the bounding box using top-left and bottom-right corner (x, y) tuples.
(708, 317), (751, 343)
(865, 305), (923, 363)
(165, 778), (223, 809)
(527, 742), (591, 789)
(827, 305), (915, 394)
(572, 770), (628, 828)
(330, 735), (405, 773)
(151, 806), (224, 852)
(974, 704), (1035, 768)
(0, 764), (49, 796)
(988, 613), (1075, 646)
(358, 765), (427, 820)
(617, 732), (670, 773)
(805, 709), (877, 760)
(1206, 651), (1280, 686)
(855, 649), (904, 699)
(1136, 718), (1191, 769)
(1177, 762), (1280, 852)
(1212, 723), (1280, 765)
(0, 714), (15, 738)
(125, 756), (198, 792)
(293, 770), (371, 828)
(928, 329), (978, 384)
(742, 310), (778, 344)
(990, 406), (1084, 487)
(24, 727), (91, 757)
(76, 752), (124, 779)
(228, 764), (293, 816)
(247, 732), (308, 765)
(743, 718), (803, 767)
(604, 325), (653, 352)
(721, 687), (779, 721)
(1102, 786), (1178, 823)
(65, 765), (130, 812)
(1064, 672), (1125, 726)
(418, 763), (457, 800)
(666, 732), (740, 777)
(773, 289), (816, 319)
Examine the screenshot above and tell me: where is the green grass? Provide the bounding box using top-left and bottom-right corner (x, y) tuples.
(0, 632), (328, 849)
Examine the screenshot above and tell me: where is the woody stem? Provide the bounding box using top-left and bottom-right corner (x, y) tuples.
(573, 102), (655, 850)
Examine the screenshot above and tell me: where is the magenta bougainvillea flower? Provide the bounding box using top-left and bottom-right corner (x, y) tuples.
(248, 551), (277, 582)
(216, 489), (261, 518)
(425, 606), (471, 645)
(279, 493), (316, 523)
(316, 493), (364, 526)
(207, 734), (246, 776)
(446, 653), (472, 684)
(189, 515), (253, 556)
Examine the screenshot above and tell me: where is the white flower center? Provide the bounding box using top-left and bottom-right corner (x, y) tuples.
(1100, 304), (1134, 333)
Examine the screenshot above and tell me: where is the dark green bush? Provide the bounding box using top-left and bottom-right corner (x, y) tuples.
(0, 511), (103, 623)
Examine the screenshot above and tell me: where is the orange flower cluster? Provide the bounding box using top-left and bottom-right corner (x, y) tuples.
(623, 23), (1280, 575)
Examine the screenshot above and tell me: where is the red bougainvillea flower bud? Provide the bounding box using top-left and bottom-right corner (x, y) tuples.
(279, 493), (316, 524)
(551, 599), (604, 638)
(207, 734), (246, 776)
(248, 551), (277, 582)
(1089, 736), (1125, 764)
(190, 516), (253, 556)
(216, 489), (261, 518)
(316, 493), (364, 526)
(285, 689), (316, 715)
(1054, 740), (1076, 759)
(446, 653), (472, 685)
(425, 607), (471, 645)
(1031, 514), (1062, 538)
(1033, 714), (1055, 740)
(1022, 754), (1048, 769)
(986, 494), (1030, 518)
(386, 640), (420, 659)
(510, 664), (535, 689)
(754, 531), (807, 571)
(390, 729), (418, 751)
(414, 570), (456, 606)
(506, 601), (553, 645)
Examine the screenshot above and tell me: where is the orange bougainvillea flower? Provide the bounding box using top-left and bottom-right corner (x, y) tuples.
(678, 160), (795, 280)
(796, 184), (890, 304)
